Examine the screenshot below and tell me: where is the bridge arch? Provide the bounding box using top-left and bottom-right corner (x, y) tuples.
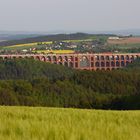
(111, 61), (115, 67)
(126, 55), (129, 60)
(101, 56), (104, 60)
(35, 56), (40, 61)
(121, 61), (125, 66)
(95, 56), (99, 60)
(101, 62), (105, 67)
(40, 56), (46, 62)
(106, 56), (110, 60)
(46, 56), (51, 62)
(106, 62), (110, 67)
(111, 56), (115, 60)
(121, 55), (124, 60)
(64, 56), (68, 61)
(116, 61), (120, 67)
(52, 56), (57, 61)
(115, 55), (119, 60)
(95, 62), (100, 67)
(58, 56), (63, 61)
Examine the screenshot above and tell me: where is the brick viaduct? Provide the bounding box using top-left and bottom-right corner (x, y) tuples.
(0, 53), (140, 70)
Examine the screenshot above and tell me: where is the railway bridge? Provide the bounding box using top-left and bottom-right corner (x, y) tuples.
(0, 53), (140, 70)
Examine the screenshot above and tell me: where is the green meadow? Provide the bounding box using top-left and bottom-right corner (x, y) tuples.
(0, 106), (140, 140)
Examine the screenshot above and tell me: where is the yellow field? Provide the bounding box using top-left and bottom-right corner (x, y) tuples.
(4, 41), (52, 49)
(0, 106), (140, 140)
(33, 50), (75, 54)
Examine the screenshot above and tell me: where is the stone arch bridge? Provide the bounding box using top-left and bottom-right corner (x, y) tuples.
(0, 53), (140, 70)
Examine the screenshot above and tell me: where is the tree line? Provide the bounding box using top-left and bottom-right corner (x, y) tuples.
(0, 58), (140, 110)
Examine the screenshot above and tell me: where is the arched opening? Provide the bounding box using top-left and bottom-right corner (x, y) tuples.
(131, 56), (134, 60)
(4, 57), (8, 60)
(115, 55), (119, 60)
(101, 62), (105, 67)
(116, 61), (120, 67)
(101, 56), (104, 60)
(64, 56), (68, 61)
(111, 61), (115, 67)
(69, 56), (74, 61)
(58, 56), (63, 61)
(80, 56), (90, 68)
(106, 62), (110, 67)
(41, 56), (46, 62)
(29, 56), (34, 60)
(121, 55), (124, 60)
(95, 62), (100, 67)
(121, 61), (125, 66)
(46, 56), (51, 62)
(107, 68), (110, 71)
(12, 56), (17, 59)
(18, 56), (23, 59)
(111, 56), (115, 60)
(95, 56), (99, 60)
(106, 56), (110, 60)
(91, 57), (94, 61)
(126, 55), (129, 60)
(36, 56), (40, 61)
(53, 56), (57, 61)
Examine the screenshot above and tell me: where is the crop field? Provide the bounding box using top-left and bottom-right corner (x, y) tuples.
(0, 106), (140, 140)
(3, 41), (53, 49)
(33, 50), (75, 54)
(107, 43), (140, 50)
(2, 39), (91, 50)
(107, 37), (140, 45)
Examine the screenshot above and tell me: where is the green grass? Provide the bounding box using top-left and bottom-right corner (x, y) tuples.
(0, 107), (140, 140)
(107, 43), (140, 50)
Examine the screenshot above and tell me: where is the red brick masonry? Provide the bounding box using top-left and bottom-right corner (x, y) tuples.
(1, 53), (140, 70)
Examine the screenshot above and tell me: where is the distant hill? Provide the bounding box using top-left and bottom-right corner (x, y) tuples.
(0, 34), (43, 41)
(0, 33), (112, 47)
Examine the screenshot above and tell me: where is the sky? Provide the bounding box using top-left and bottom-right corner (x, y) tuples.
(0, 0), (140, 32)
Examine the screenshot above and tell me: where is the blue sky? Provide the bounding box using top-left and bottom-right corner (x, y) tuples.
(0, 0), (140, 32)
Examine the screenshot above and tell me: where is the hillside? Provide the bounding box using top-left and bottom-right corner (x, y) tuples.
(0, 106), (140, 140)
(0, 58), (140, 109)
(0, 33), (111, 47)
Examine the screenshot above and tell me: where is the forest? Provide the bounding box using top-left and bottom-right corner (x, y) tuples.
(0, 58), (140, 110)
